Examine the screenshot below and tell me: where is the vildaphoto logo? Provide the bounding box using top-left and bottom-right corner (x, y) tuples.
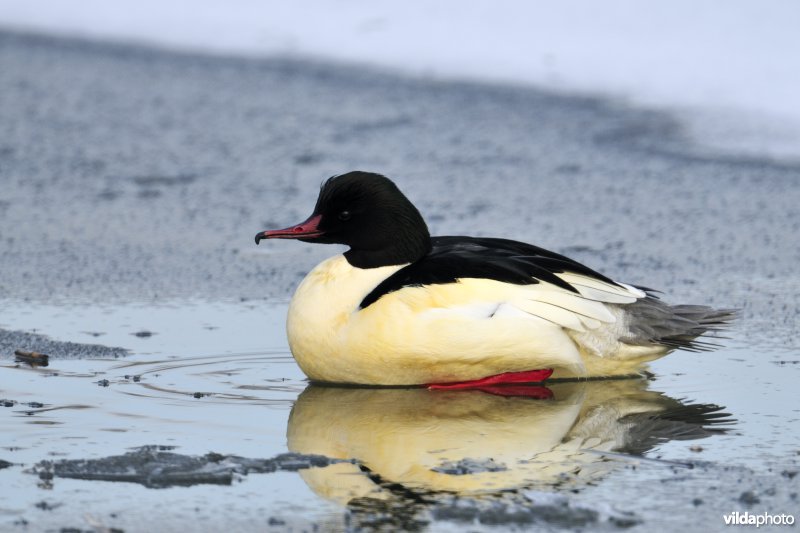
(723, 511), (795, 527)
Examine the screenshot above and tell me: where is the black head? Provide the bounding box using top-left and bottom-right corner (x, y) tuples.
(255, 171), (432, 268)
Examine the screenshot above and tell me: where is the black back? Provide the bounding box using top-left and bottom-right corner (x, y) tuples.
(360, 236), (620, 309)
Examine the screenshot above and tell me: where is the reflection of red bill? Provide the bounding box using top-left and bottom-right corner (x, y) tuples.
(427, 368), (554, 391)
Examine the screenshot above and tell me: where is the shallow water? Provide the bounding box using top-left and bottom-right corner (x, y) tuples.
(0, 301), (329, 530)
(1, 300), (797, 531)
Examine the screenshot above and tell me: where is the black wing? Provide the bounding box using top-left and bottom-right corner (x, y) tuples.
(359, 236), (620, 309)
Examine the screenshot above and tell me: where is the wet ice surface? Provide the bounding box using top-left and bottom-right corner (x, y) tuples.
(0, 302), (328, 530)
(1, 29), (799, 531)
(1, 301), (798, 532)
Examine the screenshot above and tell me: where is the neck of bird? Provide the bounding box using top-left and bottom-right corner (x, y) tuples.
(344, 232), (432, 269)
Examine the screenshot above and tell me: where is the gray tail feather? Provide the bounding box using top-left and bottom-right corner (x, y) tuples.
(618, 401), (734, 455)
(622, 297), (738, 352)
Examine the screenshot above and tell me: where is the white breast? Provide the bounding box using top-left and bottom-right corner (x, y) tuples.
(286, 255), (406, 382)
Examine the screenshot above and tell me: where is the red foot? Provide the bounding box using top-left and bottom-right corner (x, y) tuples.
(427, 368), (554, 391)
(473, 385), (554, 399)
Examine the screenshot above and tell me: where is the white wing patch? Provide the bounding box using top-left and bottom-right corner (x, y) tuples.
(486, 274), (645, 334)
(506, 288), (615, 332)
(512, 300), (593, 331)
(555, 272), (645, 303)
(392, 272), (647, 353)
(412, 273), (645, 335)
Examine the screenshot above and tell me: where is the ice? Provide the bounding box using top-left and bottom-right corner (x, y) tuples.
(1, 0), (798, 158)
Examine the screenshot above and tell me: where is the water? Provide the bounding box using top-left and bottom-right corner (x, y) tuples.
(0, 301), (333, 530)
(1, 300), (797, 531)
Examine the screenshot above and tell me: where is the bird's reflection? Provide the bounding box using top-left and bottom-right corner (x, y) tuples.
(287, 379), (732, 505)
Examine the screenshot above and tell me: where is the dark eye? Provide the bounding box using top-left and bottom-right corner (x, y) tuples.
(338, 210), (352, 221)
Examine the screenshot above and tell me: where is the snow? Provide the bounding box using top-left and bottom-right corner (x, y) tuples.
(2, 0), (799, 159)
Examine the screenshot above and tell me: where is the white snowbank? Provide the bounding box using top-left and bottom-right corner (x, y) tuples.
(2, 0), (798, 159)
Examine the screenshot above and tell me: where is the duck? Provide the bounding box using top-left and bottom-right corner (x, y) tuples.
(255, 171), (734, 387)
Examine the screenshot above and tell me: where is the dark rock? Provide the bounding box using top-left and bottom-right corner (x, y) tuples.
(739, 491), (760, 505)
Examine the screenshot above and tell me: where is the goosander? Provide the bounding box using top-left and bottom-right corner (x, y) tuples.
(255, 171), (734, 387)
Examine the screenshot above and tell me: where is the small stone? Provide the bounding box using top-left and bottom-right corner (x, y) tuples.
(34, 500), (60, 511)
(739, 491), (760, 505)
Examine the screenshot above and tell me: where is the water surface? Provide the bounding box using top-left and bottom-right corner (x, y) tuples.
(1, 300), (797, 531)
